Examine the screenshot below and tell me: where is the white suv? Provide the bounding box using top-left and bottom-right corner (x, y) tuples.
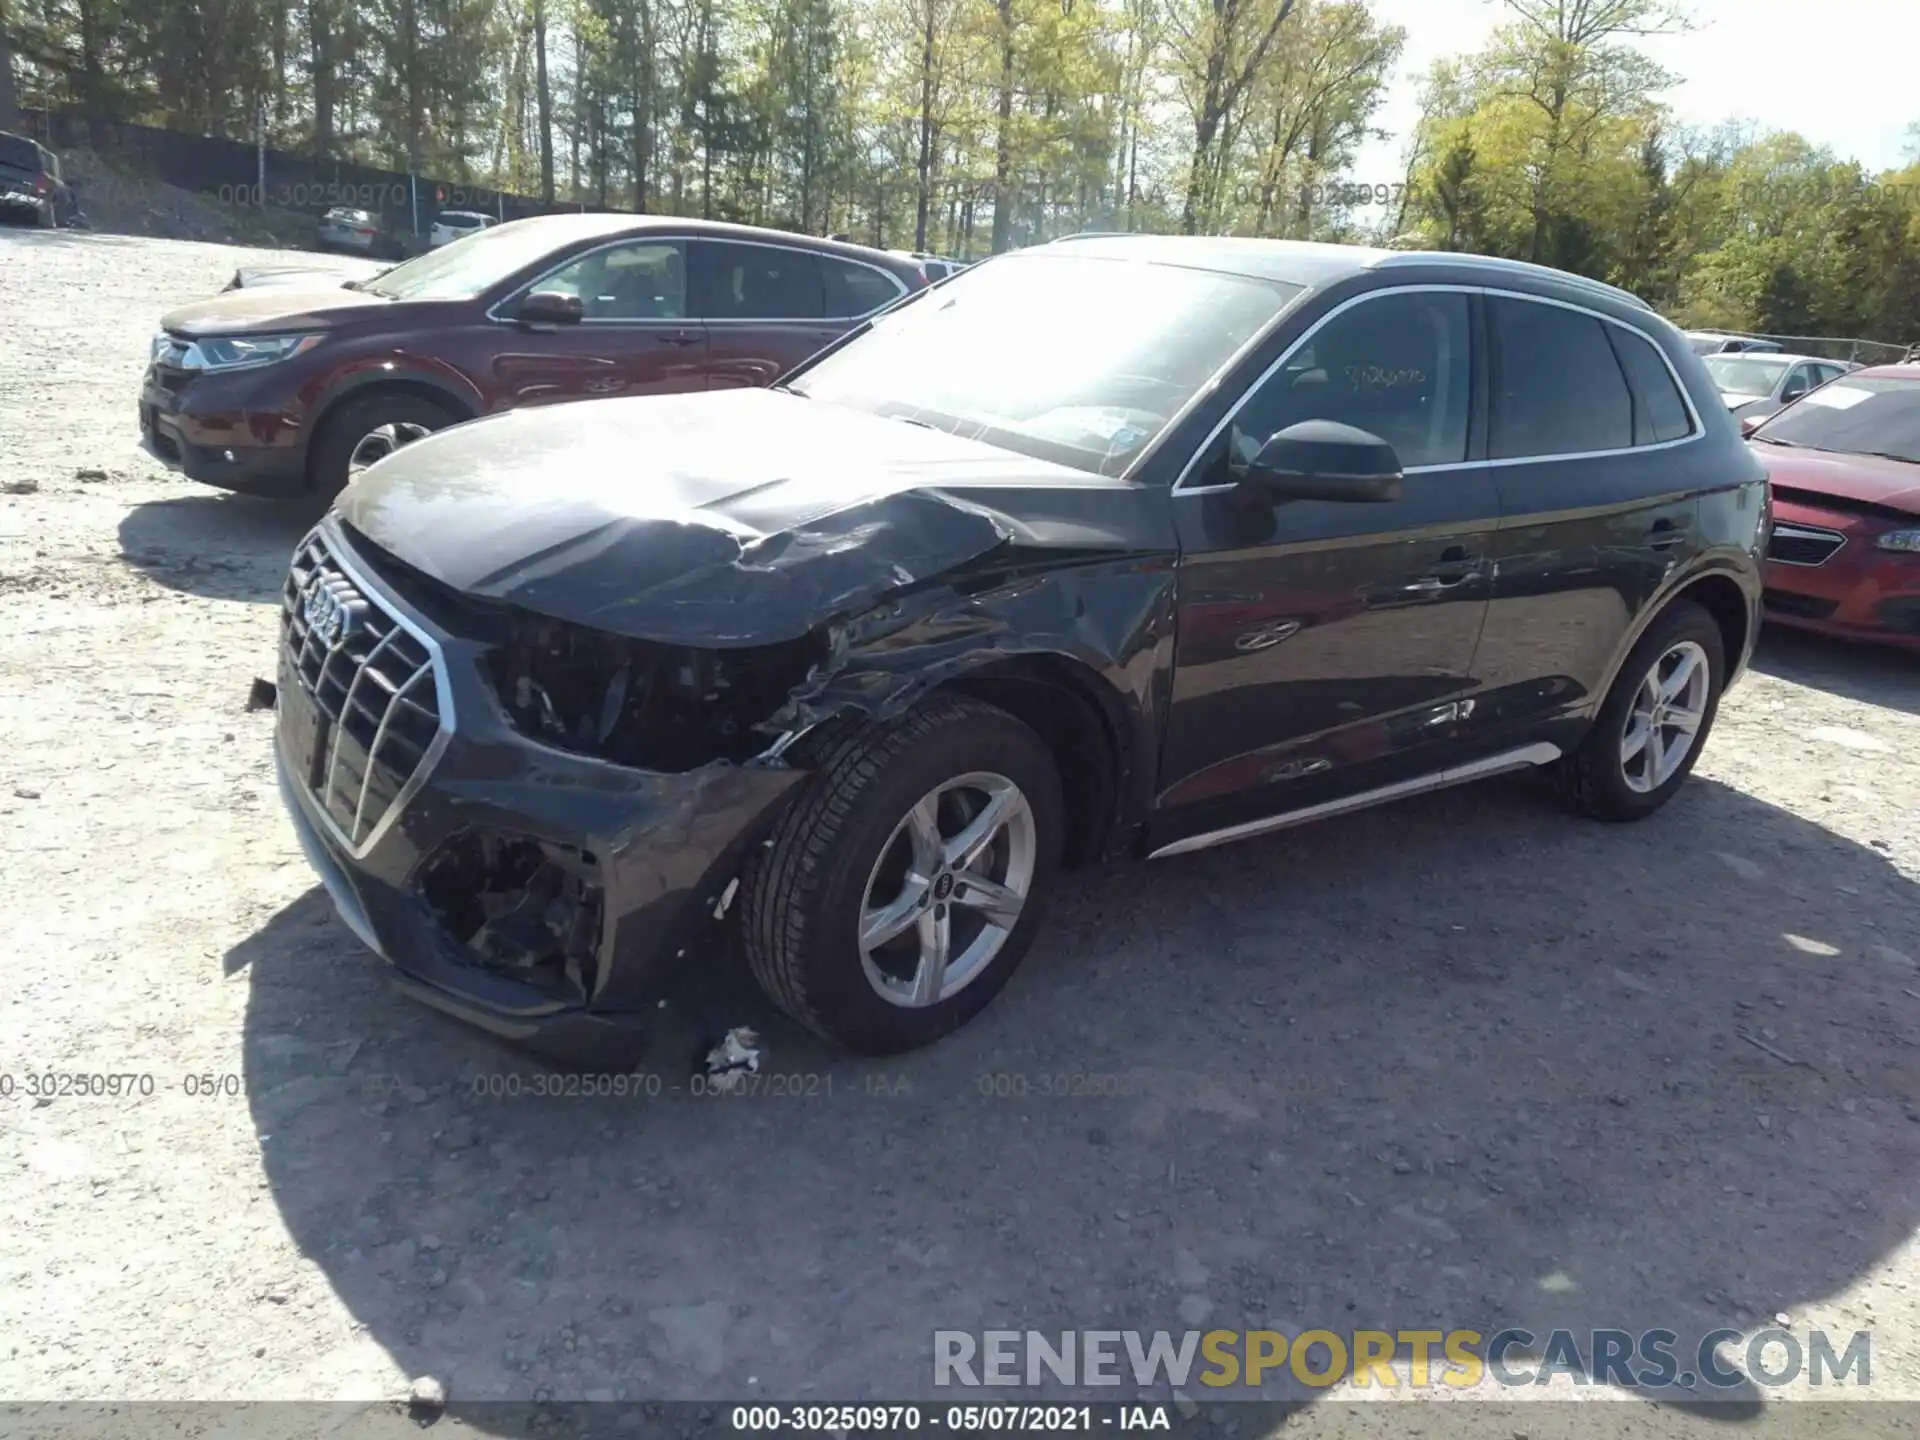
(428, 210), (495, 248)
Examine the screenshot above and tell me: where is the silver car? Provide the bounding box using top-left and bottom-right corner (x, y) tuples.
(317, 206), (385, 255)
(1703, 352), (1857, 422)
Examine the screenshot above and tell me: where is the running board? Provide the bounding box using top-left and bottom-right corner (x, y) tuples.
(1148, 742), (1563, 860)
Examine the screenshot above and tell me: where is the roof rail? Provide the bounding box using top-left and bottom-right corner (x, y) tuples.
(1372, 251), (1652, 312)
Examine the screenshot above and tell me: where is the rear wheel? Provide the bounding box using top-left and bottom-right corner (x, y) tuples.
(739, 695), (1065, 1054)
(309, 392), (456, 499)
(1556, 599), (1725, 821)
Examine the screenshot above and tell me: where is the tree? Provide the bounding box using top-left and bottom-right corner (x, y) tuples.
(0, 0), (21, 129)
(1166, 0), (1300, 232)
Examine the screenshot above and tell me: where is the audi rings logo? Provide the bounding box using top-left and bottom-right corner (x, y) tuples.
(301, 575), (363, 649)
(1233, 620), (1302, 653)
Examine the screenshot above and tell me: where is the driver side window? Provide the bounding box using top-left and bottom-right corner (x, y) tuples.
(1230, 290), (1471, 471)
(538, 240), (686, 321)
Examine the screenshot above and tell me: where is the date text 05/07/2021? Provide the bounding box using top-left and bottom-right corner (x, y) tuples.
(726, 1404), (1171, 1432)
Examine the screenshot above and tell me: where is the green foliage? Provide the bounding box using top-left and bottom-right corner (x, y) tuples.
(1400, 0), (1920, 344)
(4, 0), (1914, 339)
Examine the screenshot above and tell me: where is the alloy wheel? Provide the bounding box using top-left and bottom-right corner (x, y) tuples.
(858, 771), (1037, 1008)
(347, 421), (434, 477)
(1619, 639), (1710, 794)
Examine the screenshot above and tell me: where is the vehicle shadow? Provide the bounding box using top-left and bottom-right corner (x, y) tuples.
(231, 771), (1919, 1423)
(118, 492), (326, 604)
(1751, 628), (1919, 717)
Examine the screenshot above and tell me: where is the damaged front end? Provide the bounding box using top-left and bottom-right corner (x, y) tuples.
(416, 830), (605, 1001)
(278, 391), (1178, 1062)
(485, 618), (830, 772)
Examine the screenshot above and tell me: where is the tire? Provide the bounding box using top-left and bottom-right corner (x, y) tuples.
(308, 391), (456, 499)
(739, 694), (1066, 1054)
(1556, 599), (1725, 821)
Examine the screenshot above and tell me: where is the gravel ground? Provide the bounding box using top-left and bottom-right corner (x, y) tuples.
(2, 228), (1918, 1436)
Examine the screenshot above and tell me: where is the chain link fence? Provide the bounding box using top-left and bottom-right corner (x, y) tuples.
(1691, 329), (1914, 366)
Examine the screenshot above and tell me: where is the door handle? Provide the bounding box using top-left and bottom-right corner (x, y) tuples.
(1407, 546), (1483, 591)
(655, 331), (700, 347)
(1646, 517), (1690, 550)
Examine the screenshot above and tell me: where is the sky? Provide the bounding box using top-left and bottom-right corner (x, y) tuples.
(1350, 0), (1919, 186)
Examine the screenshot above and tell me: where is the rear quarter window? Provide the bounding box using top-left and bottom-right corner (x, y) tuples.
(821, 258), (905, 318)
(1605, 326), (1694, 445)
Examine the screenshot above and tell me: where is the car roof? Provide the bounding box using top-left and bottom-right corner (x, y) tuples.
(1705, 351), (1830, 366)
(1843, 364), (1920, 382)
(1042, 233), (1653, 311)
(486, 213), (919, 275)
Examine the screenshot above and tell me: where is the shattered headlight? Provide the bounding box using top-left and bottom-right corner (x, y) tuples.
(486, 614), (827, 772)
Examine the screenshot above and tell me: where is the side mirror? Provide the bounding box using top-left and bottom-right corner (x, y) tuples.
(514, 290), (584, 328)
(1240, 420), (1404, 503)
(1740, 414), (1765, 438)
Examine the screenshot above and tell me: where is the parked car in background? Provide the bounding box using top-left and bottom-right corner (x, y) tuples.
(316, 206), (404, 259)
(1686, 331), (1784, 356)
(0, 131), (76, 228)
(890, 249), (967, 282)
(1751, 363), (1920, 651)
(224, 257), (391, 291)
(141, 214), (923, 498)
(268, 236), (1763, 1063)
(1705, 352), (1856, 420)
(429, 210), (495, 248)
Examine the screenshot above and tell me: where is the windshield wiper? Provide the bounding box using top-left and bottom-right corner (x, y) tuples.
(1750, 436), (1800, 446)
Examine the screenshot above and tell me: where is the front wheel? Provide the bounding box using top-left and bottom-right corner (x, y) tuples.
(1556, 599), (1725, 821)
(308, 392), (454, 499)
(739, 695), (1066, 1054)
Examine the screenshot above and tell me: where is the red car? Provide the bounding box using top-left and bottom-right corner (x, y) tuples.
(1750, 363), (1920, 650)
(139, 214), (924, 499)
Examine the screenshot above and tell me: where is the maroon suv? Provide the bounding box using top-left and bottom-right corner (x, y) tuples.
(139, 215), (924, 497)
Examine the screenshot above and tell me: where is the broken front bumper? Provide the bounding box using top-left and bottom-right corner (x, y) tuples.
(271, 517), (806, 1067)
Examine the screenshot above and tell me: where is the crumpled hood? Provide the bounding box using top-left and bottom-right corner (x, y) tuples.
(337, 388), (1152, 645)
(1754, 444), (1920, 513)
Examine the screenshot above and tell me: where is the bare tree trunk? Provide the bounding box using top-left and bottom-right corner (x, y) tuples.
(0, 0), (21, 133)
(533, 0), (554, 203)
(913, 0), (935, 249)
(569, 25), (583, 200)
(78, 0), (108, 148)
(989, 0), (1014, 253)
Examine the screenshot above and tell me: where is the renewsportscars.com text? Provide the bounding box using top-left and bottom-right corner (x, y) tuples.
(933, 1327), (1871, 1391)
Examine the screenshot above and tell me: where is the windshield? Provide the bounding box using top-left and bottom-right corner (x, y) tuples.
(785, 253), (1305, 476)
(1751, 375), (1920, 462)
(1704, 355), (1790, 394)
(366, 217), (577, 300)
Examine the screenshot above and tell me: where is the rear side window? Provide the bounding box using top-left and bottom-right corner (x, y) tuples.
(1605, 326), (1693, 445)
(821, 258), (904, 318)
(1489, 297), (1633, 459)
(697, 242), (824, 320)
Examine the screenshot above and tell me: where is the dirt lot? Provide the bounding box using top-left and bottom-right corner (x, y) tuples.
(2, 227), (1918, 1434)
